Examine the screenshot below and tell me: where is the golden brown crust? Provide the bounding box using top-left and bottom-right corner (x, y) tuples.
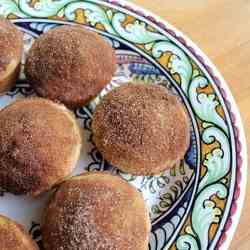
(0, 215), (39, 250)
(0, 18), (23, 94)
(42, 172), (151, 250)
(0, 97), (82, 196)
(25, 25), (116, 108)
(92, 83), (190, 175)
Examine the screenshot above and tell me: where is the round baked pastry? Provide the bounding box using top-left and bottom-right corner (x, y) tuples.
(25, 25), (116, 108)
(0, 98), (82, 196)
(92, 83), (190, 175)
(0, 215), (38, 250)
(42, 172), (151, 250)
(0, 18), (23, 94)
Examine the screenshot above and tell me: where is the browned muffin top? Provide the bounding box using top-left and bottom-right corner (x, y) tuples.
(0, 215), (38, 250)
(92, 83), (190, 175)
(25, 25), (116, 108)
(0, 18), (23, 73)
(42, 172), (150, 250)
(0, 98), (82, 196)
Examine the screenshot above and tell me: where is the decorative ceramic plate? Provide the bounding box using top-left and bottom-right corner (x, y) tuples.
(0, 0), (247, 249)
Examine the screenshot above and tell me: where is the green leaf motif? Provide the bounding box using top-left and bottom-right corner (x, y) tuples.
(198, 126), (230, 192)
(192, 183), (227, 250)
(177, 183), (227, 250)
(112, 12), (166, 43)
(152, 41), (193, 94)
(176, 234), (199, 250)
(64, 2), (117, 35)
(177, 125), (230, 249)
(188, 76), (228, 134)
(65, 3), (167, 43)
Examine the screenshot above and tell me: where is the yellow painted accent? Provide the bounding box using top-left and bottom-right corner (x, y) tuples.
(75, 9), (86, 24)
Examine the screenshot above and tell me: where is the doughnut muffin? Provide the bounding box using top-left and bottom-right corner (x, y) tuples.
(25, 25), (116, 108)
(92, 83), (190, 175)
(0, 18), (23, 94)
(0, 98), (82, 196)
(0, 215), (38, 250)
(42, 172), (151, 250)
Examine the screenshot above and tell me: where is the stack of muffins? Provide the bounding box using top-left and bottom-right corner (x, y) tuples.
(0, 19), (190, 250)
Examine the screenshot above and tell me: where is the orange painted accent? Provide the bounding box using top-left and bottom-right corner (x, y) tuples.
(75, 9), (86, 24)
(170, 245), (177, 250)
(137, 44), (146, 51)
(123, 15), (136, 26)
(197, 83), (213, 94)
(7, 14), (17, 19)
(173, 73), (181, 84)
(158, 52), (171, 67)
(210, 224), (219, 239)
(31, 0), (37, 7)
(191, 60), (199, 72)
(200, 164), (207, 177)
(148, 25), (157, 32)
(216, 105), (226, 120)
(50, 16), (65, 21)
(95, 23), (106, 31)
